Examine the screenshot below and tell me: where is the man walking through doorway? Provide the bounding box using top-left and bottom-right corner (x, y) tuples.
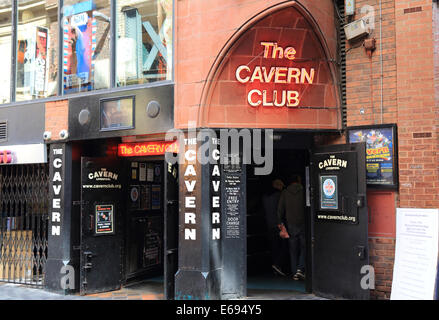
(263, 178), (286, 276)
(277, 174), (306, 281)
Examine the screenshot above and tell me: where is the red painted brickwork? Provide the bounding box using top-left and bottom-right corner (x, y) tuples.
(45, 100), (69, 142)
(175, 0), (338, 129)
(203, 6), (339, 129)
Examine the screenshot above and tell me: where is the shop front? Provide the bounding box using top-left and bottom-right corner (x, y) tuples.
(0, 103), (49, 287)
(173, 0), (374, 300)
(44, 84), (180, 298)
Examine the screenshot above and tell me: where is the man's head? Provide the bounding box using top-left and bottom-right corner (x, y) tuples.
(272, 179), (285, 191)
(289, 174), (301, 185)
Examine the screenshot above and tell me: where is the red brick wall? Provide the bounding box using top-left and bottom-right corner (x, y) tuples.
(344, 0), (439, 299)
(368, 237), (395, 299)
(45, 100), (69, 142)
(345, 0), (397, 126)
(175, 0), (338, 129)
(395, 1), (438, 209)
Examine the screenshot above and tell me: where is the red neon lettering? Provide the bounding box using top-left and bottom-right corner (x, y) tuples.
(118, 141), (178, 157)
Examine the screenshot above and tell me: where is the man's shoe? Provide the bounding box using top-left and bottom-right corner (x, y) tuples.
(294, 270), (305, 280)
(272, 265), (286, 276)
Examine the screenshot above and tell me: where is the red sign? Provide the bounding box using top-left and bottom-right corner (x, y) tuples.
(235, 41), (316, 108)
(118, 141), (179, 157)
(0, 150), (12, 164)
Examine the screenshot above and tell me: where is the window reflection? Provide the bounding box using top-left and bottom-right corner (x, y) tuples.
(63, 0), (110, 94)
(0, 3), (12, 104)
(0, 0), (174, 105)
(16, 0), (58, 101)
(116, 0), (173, 86)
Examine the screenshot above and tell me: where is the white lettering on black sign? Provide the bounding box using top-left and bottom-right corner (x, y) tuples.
(318, 155), (348, 171)
(51, 148), (63, 236)
(224, 162), (242, 239)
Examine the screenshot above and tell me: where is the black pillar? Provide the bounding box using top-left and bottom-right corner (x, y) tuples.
(45, 143), (77, 293)
(220, 159), (246, 299)
(175, 131), (221, 300)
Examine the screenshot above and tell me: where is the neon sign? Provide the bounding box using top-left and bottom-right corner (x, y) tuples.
(118, 141), (178, 157)
(0, 150), (12, 164)
(235, 41), (316, 108)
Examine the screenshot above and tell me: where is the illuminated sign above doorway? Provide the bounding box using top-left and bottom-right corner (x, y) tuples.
(199, 6), (340, 129)
(235, 41), (316, 108)
(118, 141), (178, 157)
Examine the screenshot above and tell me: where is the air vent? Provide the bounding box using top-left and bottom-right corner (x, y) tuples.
(0, 120), (7, 142)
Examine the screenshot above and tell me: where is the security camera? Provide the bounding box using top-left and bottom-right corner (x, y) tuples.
(59, 130), (69, 140)
(43, 131), (52, 140)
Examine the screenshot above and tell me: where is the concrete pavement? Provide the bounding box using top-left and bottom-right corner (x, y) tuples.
(0, 279), (325, 300)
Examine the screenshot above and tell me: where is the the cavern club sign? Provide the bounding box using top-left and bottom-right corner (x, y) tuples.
(235, 41), (316, 108)
(118, 141), (179, 157)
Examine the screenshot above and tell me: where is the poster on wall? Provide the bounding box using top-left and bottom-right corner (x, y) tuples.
(63, 2), (96, 93)
(320, 175), (338, 210)
(151, 185), (161, 210)
(95, 204), (114, 235)
(143, 216), (162, 268)
(17, 26), (49, 98)
(391, 208), (439, 300)
(140, 185), (150, 210)
(33, 26), (49, 97)
(130, 185), (140, 209)
(347, 124), (398, 188)
(139, 163), (147, 182)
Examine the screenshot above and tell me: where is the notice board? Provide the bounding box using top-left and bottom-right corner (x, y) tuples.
(391, 208), (439, 300)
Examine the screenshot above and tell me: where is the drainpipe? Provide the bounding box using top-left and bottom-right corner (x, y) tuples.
(379, 0), (384, 124)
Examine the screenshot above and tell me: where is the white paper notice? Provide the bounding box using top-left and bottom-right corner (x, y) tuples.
(391, 208), (439, 300)
(139, 163), (146, 182)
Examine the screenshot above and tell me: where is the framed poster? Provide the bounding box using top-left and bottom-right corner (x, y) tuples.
(151, 185), (161, 210)
(320, 175), (338, 210)
(63, 4), (94, 93)
(139, 163), (147, 182)
(95, 204), (114, 235)
(347, 124), (398, 189)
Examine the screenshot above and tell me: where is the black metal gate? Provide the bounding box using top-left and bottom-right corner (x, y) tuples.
(0, 164), (49, 287)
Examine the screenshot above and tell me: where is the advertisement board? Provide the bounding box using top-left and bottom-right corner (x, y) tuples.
(348, 124), (398, 188)
(63, 2), (96, 93)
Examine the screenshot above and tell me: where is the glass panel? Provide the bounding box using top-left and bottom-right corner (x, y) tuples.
(116, 0), (173, 86)
(16, 0), (58, 101)
(0, 2), (12, 104)
(100, 97), (134, 130)
(62, 0), (111, 94)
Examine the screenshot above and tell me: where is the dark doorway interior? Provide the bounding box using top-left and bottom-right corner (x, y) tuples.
(246, 146), (310, 294)
(124, 159), (165, 285)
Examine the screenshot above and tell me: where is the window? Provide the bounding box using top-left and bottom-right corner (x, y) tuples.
(116, 0), (173, 86)
(16, 0), (59, 101)
(0, 0), (173, 106)
(100, 96), (134, 131)
(0, 3), (12, 104)
(62, 0), (111, 94)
